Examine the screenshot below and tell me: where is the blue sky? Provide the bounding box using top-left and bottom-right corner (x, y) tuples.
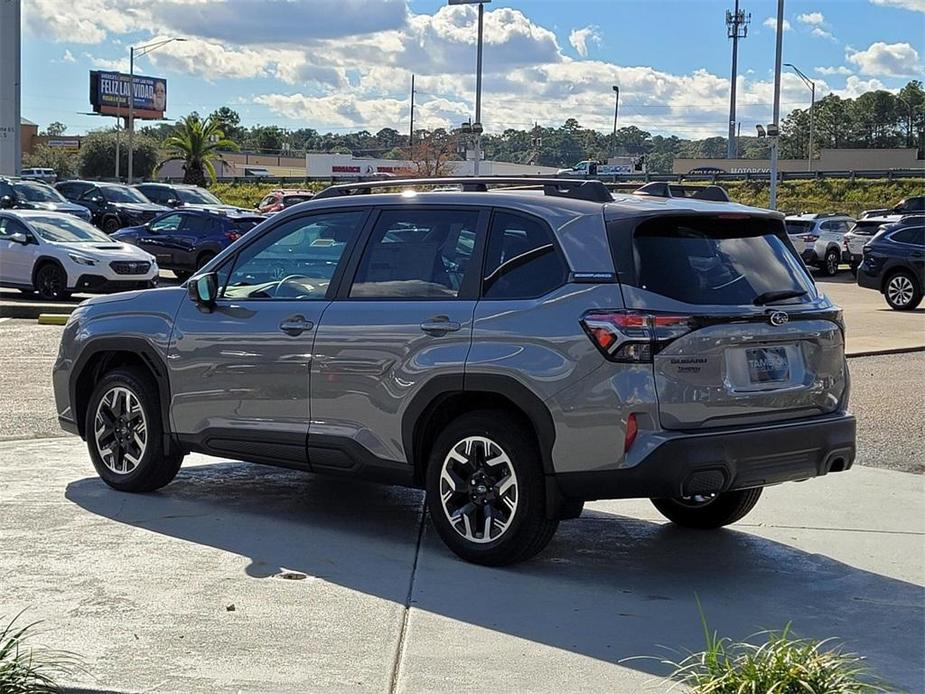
(21, 0), (925, 139)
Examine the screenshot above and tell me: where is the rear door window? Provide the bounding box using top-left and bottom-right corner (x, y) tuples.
(482, 211), (568, 299)
(891, 227), (925, 246)
(625, 217), (814, 306)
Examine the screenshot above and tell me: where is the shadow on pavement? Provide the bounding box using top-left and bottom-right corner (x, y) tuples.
(66, 462), (924, 690)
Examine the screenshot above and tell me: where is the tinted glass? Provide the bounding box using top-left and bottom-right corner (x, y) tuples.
(57, 182), (90, 199)
(0, 217), (29, 238)
(903, 198), (925, 211)
(851, 220), (885, 235)
(630, 217), (814, 306)
(0, 181), (13, 197)
(483, 212), (567, 299)
(13, 182), (65, 202)
(150, 214), (183, 233)
(891, 227), (925, 246)
(100, 186), (149, 203)
(283, 195), (313, 207)
(137, 185), (169, 203)
(181, 215), (213, 236)
(233, 218), (264, 233)
(177, 188), (221, 204)
(223, 210), (366, 300)
(350, 209), (479, 299)
(785, 221), (813, 234)
(27, 215), (112, 243)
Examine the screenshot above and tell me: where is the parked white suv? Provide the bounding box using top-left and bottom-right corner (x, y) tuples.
(20, 168), (57, 184)
(0, 210), (158, 300)
(785, 213), (854, 276)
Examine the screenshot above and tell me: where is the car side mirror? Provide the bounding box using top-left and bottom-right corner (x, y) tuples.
(167, 198), (181, 207)
(0, 195), (13, 209)
(9, 232), (29, 245)
(89, 195), (103, 204)
(189, 272), (218, 308)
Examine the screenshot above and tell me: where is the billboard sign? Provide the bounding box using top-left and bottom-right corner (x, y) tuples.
(90, 71), (167, 120)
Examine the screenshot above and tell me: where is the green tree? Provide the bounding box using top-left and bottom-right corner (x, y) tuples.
(23, 144), (78, 178)
(42, 121), (67, 136)
(209, 106), (242, 142)
(78, 130), (159, 180)
(160, 114), (239, 186)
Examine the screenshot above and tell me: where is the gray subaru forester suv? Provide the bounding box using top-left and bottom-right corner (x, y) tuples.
(53, 178), (856, 565)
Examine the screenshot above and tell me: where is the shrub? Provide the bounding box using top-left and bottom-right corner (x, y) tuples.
(0, 612), (81, 693)
(78, 131), (160, 181)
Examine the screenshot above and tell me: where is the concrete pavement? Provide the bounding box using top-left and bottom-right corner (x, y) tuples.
(1, 438), (922, 693)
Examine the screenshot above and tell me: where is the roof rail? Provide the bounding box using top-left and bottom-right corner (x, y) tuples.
(313, 176), (614, 203)
(633, 181), (731, 203)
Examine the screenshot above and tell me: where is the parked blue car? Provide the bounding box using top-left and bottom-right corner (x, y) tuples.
(856, 218), (924, 310)
(111, 208), (266, 280)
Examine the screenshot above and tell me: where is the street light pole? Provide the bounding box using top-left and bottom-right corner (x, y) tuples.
(611, 85), (620, 159)
(785, 63), (815, 171)
(769, 0), (784, 210)
(473, 1), (484, 175)
(127, 37), (185, 184)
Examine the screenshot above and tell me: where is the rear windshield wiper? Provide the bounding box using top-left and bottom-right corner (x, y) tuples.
(753, 289), (808, 305)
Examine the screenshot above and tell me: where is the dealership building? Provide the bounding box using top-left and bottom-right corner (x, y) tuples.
(673, 148), (923, 174)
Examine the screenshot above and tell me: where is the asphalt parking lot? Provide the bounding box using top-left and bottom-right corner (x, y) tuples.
(0, 274), (922, 693)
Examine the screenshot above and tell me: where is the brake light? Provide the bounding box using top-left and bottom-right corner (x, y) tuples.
(580, 310), (692, 362)
(800, 234), (819, 242)
(225, 231), (241, 242)
(624, 413), (638, 452)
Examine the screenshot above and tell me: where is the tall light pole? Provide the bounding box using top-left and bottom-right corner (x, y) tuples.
(769, 0), (784, 210)
(449, 0), (489, 175)
(611, 85), (620, 159)
(785, 63), (815, 171)
(127, 37), (185, 184)
(725, 1), (750, 159)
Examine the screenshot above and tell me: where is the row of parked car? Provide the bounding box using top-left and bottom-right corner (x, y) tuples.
(0, 178), (318, 299)
(784, 198), (925, 310)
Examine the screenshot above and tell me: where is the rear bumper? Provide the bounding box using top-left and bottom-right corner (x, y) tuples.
(856, 268), (880, 291)
(842, 251), (862, 265)
(800, 248), (819, 263)
(555, 413), (856, 501)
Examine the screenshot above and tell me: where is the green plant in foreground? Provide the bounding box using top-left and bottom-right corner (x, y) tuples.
(662, 611), (888, 694)
(0, 613), (81, 693)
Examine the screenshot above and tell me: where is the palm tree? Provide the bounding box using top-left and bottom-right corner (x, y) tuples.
(159, 114), (238, 186)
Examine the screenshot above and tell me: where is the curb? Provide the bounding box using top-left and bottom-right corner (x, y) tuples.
(0, 303), (77, 320)
(846, 345), (925, 358)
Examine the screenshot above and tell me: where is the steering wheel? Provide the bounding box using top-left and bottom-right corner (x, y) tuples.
(270, 274), (314, 298)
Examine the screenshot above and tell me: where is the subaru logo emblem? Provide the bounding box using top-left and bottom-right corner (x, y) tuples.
(769, 311), (789, 326)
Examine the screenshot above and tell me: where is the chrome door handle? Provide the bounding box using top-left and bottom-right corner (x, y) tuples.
(279, 315), (314, 336)
(420, 316), (461, 335)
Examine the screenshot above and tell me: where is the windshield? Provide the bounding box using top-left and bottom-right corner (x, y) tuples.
(784, 220), (814, 235)
(850, 220), (886, 235)
(625, 217), (814, 306)
(28, 215), (113, 243)
(13, 182), (66, 203)
(101, 186), (149, 203)
(177, 188), (221, 204)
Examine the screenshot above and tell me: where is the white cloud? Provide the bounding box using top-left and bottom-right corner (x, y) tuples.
(569, 25), (601, 58)
(83, 53), (130, 71)
(815, 66), (853, 76)
(870, 0), (925, 11)
(847, 41), (922, 76)
(763, 17), (792, 31)
(61, 49), (75, 63)
(797, 11), (826, 25)
(837, 75), (889, 98)
(811, 27), (837, 41)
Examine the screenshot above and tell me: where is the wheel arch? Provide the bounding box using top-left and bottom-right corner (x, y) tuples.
(403, 373), (557, 488)
(32, 255), (67, 288)
(881, 263), (919, 293)
(70, 338), (175, 453)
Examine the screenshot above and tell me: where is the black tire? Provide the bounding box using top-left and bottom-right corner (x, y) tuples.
(821, 248), (840, 277)
(84, 367), (183, 493)
(196, 252), (216, 271)
(425, 410), (558, 566)
(883, 270), (922, 311)
(102, 217), (121, 234)
(173, 269), (192, 281)
(651, 488), (763, 529)
(34, 262), (71, 301)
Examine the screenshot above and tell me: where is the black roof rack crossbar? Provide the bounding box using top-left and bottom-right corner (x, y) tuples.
(313, 176), (613, 203)
(633, 181), (731, 203)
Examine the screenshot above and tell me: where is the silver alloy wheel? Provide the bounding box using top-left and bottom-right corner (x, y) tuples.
(826, 251), (838, 275)
(887, 275), (914, 307)
(439, 436), (518, 544)
(94, 386), (148, 475)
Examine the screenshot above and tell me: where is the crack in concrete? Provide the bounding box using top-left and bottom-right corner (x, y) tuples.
(388, 499), (427, 694)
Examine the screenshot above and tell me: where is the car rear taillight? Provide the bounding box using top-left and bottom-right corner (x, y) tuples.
(225, 231), (242, 242)
(580, 310), (692, 362)
(800, 234), (819, 242)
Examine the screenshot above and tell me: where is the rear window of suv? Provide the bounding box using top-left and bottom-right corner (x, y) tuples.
(621, 216), (813, 306)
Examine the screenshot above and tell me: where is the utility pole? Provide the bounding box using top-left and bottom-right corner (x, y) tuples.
(736, 121), (741, 158)
(725, 1), (750, 159)
(785, 63), (815, 170)
(0, 0), (22, 176)
(473, 1), (484, 175)
(611, 85), (620, 159)
(409, 74), (415, 161)
(769, 0), (784, 209)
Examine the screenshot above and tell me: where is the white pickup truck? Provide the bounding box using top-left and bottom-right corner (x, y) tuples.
(556, 159), (643, 177)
